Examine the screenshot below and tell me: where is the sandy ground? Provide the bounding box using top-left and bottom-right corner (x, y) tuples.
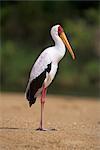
(0, 93), (100, 150)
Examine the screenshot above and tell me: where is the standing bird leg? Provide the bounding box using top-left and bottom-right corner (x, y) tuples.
(37, 84), (47, 131)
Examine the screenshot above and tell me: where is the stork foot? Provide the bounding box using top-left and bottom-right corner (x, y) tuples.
(36, 127), (48, 131)
(36, 127), (57, 131)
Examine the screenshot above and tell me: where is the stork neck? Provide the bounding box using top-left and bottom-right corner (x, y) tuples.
(52, 34), (65, 50)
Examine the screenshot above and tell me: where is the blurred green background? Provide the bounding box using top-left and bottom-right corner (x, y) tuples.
(0, 1), (100, 97)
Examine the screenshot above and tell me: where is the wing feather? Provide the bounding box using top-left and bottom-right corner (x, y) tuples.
(30, 51), (51, 81)
(25, 50), (52, 106)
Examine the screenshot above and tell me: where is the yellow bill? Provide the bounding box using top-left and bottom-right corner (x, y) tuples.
(60, 32), (75, 60)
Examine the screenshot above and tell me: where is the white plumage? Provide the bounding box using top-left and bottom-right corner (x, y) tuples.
(26, 25), (66, 97)
(25, 24), (75, 130)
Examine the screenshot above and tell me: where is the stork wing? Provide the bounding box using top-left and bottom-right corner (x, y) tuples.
(30, 51), (51, 81)
(25, 51), (52, 104)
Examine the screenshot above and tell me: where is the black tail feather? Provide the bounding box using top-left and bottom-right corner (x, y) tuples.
(29, 99), (36, 107)
(26, 63), (52, 107)
(26, 88), (36, 107)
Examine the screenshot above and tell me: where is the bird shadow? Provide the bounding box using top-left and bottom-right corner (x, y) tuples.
(0, 127), (57, 132)
(0, 127), (26, 130)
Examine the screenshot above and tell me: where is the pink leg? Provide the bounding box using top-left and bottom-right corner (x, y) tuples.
(37, 85), (47, 131)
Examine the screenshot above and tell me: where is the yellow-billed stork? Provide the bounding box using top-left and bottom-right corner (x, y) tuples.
(25, 24), (75, 131)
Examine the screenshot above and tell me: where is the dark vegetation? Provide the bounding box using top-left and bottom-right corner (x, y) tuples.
(0, 1), (100, 97)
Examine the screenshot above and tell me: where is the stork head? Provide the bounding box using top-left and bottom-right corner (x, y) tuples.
(51, 25), (75, 60)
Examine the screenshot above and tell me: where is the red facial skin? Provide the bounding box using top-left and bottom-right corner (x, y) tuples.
(58, 25), (63, 36)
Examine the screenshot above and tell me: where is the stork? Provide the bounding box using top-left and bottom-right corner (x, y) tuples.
(25, 24), (75, 131)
